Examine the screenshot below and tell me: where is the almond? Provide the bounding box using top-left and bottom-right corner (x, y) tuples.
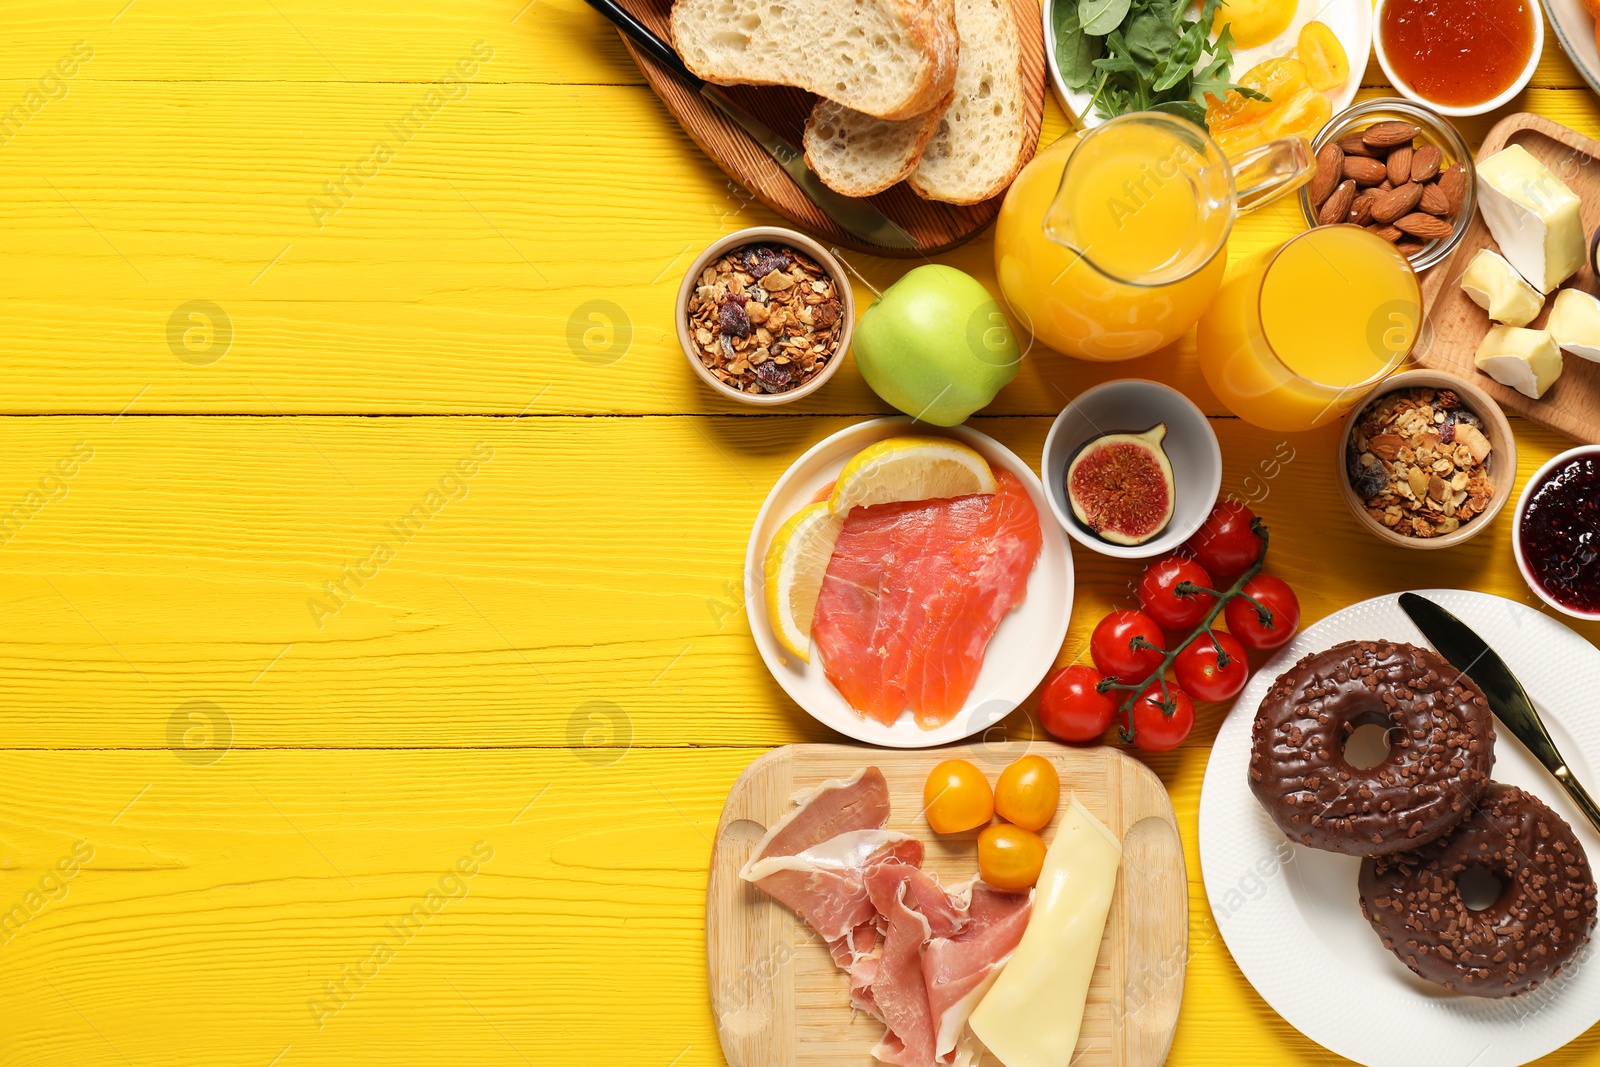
(1310, 143), (1345, 205)
(1368, 224), (1404, 243)
(1438, 164), (1468, 214)
(1338, 132), (1381, 157)
(1343, 156), (1390, 186)
(1387, 145), (1414, 186)
(1396, 239), (1427, 256)
(1411, 144), (1443, 183)
(1395, 212), (1454, 240)
(1364, 121), (1422, 149)
(1369, 433), (1405, 460)
(1349, 196), (1375, 226)
(1419, 182), (1451, 215)
(1371, 182), (1424, 224)
(1319, 179), (1358, 226)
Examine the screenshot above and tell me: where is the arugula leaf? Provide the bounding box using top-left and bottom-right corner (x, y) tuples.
(1079, 0), (1132, 37)
(1152, 99), (1207, 125)
(1055, 7), (1103, 91)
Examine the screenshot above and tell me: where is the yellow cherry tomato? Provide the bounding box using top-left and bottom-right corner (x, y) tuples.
(1297, 20), (1351, 93)
(978, 823), (1047, 891)
(1208, 58), (1308, 131)
(923, 759), (994, 835)
(1260, 85), (1333, 143)
(993, 755), (1060, 832)
(1213, 0), (1297, 49)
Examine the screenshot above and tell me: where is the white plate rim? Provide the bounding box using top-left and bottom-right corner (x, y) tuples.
(1198, 589), (1600, 1067)
(1041, 0), (1372, 130)
(744, 417), (1075, 749)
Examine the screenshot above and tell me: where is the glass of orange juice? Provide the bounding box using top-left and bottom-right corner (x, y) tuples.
(1196, 226), (1421, 432)
(994, 112), (1311, 362)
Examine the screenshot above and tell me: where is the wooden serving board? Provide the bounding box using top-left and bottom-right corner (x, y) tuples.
(1418, 113), (1600, 443)
(613, 0), (1047, 256)
(706, 742), (1187, 1067)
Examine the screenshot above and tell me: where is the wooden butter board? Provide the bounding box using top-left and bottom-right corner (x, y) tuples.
(1418, 113), (1600, 444)
(613, 0), (1047, 257)
(706, 742), (1187, 1067)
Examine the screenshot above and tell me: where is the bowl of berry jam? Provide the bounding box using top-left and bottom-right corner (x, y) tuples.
(1513, 446), (1600, 620)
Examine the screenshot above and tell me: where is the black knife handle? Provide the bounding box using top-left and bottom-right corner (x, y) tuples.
(581, 0), (704, 89)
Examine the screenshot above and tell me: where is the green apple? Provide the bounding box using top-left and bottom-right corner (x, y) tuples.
(852, 265), (1021, 427)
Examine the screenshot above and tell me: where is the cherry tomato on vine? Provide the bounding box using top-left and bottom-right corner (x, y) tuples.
(923, 759), (994, 834)
(1129, 682), (1195, 752)
(1038, 664), (1117, 743)
(1090, 610), (1168, 683)
(1173, 630), (1250, 703)
(1224, 574), (1301, 651)
(994, 754), (1060, 831)
(1184, 502), (1264, 584)
(1137, 556), (1217, 631)
(978, 823), (1047, 891)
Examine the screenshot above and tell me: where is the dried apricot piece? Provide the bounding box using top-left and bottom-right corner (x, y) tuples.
(1298, 21), (1351, 92)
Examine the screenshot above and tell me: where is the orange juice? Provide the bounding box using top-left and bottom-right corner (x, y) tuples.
(994, 122), (1229, 362)
(1196, 226), (1420, 431)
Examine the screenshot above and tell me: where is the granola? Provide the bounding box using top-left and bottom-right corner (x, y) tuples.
(1347, 387), (1495, 539)
(687, 244), (843, 395)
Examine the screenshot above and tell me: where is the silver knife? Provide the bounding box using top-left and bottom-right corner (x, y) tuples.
(583, 0), (921, 251)
(1399, 591), (1600, 835)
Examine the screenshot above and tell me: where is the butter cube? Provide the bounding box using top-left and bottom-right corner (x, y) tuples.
(1547, 288), (1600, 363)
(1460, 248), (1546, 327)
(1474, 325), (1564, 398)
(1476, 144), (1585, 293)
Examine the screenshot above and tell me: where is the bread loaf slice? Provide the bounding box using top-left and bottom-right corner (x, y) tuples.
(802, 92), (953, 197)
(669, 0), (959, 121)
(908, 0), (1032, 204)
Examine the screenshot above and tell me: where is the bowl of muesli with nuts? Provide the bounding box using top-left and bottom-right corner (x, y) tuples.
(676, 226), (854, 406)
(1337, 370), (1516, 550)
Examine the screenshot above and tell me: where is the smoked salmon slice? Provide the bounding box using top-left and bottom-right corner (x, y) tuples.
(812, 470), (1042, 728)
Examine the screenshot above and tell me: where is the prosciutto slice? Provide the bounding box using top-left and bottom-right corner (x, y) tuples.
(922, 887), (1032, 1059)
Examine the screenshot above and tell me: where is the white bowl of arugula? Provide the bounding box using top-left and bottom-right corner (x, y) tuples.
(1044, 0), (1370, 128)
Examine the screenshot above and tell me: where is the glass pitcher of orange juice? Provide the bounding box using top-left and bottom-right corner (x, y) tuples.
(994, 112), (1311, 362)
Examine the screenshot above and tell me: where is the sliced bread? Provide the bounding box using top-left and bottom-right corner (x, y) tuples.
(802, 92), (953, 197)
(908, 0), (1032, 204)
(669, 0), (959, 121)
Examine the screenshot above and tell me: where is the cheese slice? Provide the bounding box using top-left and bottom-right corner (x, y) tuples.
(1475, 144), (1585, 293)
(1546, 288), (1600, 363)
(966, 793), (1122, 1067)
(1474, 324), (1564, 399)
(1460, 248), (1545, 327)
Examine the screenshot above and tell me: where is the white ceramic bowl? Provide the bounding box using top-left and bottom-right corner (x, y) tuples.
(1040, 379), (1221, 560)
(745, 417), (1075, 748)
(1372, 0), (1543, 116)
(1512, 444), (1600, 621)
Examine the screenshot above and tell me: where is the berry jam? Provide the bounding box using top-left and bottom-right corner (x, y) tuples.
(1520, 453), (1600, 614)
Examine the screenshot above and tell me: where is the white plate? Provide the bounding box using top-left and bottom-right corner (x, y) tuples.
(1043, 0), (1371, 129)
(1199, 590), (1600, 1067)
(745, 417), (1074, 749)
(1542, 0), (1600, 98)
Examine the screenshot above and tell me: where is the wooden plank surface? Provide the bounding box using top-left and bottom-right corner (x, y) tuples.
(5, 2), (1600, 1066)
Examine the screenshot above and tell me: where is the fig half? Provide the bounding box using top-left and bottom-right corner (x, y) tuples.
(1065, 423), (1175, 546)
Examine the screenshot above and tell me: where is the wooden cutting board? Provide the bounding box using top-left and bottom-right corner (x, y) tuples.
(613, 0), (1047, 257)
(706, 742), (1187, 1067)
(1418, 113), (1600, 443)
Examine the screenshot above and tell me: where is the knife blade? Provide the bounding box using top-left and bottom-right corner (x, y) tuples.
(581, 0), (921, 250)
(1399, 591), (1600, 836)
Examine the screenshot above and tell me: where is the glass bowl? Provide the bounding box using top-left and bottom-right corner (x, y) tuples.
(1298, 98), (1476, 273)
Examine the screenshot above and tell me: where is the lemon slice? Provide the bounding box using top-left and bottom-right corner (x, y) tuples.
(764, 502), (845, 662)
(828, 436), (996, 515)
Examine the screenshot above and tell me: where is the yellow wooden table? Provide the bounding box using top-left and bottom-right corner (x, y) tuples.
(2, 2), (1598, 1064)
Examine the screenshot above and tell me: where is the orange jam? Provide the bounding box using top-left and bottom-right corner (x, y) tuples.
(1380, 0), (1535, 107)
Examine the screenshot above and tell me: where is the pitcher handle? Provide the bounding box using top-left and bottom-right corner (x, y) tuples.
(1230, 135), (1314, 214)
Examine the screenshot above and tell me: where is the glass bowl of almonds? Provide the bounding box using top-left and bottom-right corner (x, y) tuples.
(1337, 369), (1516, 550)
(676, 226), (854, 406)
(1299, 98), (1475, 273)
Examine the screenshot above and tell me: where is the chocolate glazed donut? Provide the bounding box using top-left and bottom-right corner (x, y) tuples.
(1360, 783), (1598, 997)
(1249, 640), (1495, 856)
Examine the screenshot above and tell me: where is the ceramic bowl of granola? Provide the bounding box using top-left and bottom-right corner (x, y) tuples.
(676, 226), (853, 406)
(1337, 369), (1516, 550)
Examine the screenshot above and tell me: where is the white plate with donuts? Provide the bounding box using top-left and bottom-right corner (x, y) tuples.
(1199, 589), (1600, 1067)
